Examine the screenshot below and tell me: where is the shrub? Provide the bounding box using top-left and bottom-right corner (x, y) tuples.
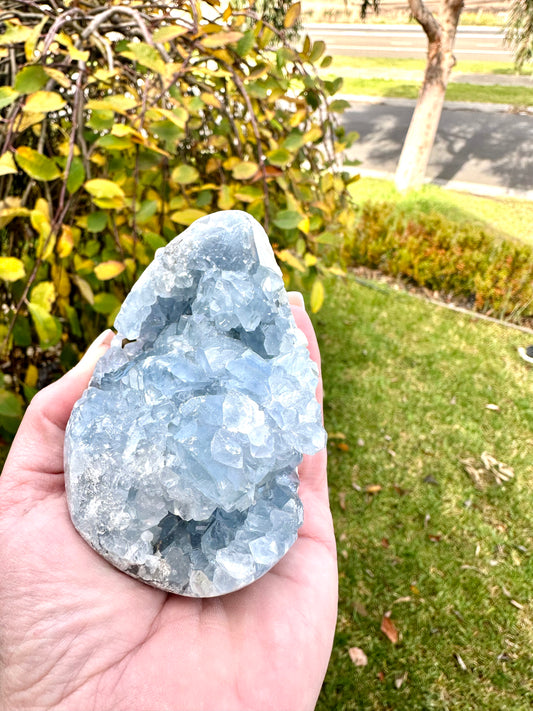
(0, 0), (357, 438)
(351, 202), (533, 317)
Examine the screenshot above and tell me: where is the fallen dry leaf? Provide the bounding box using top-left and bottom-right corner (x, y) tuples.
(328, 431), (346, 440)
(395, 671), (408, 689)
(461, 452), (514, 488)
(348, 647), (368, 667)
(337, 442), (350, 452)
(381, 537), (390, 548)
(354, 601), (368, 617)
(454, 652), (468, 671)
(338, 491), (346, 510)
(381, 613), (399, 644)
(366, 484), (382, 494)
(485, 403), (500, 411)
(377, 670), (385, 682)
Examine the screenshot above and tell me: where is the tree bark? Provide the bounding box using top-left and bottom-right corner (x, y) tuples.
(394, 0), (464, 192)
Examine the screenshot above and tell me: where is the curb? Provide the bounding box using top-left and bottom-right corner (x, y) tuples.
(338, 93), (531, 114)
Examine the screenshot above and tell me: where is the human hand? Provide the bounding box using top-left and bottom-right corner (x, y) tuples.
(0, 296), (337, 711)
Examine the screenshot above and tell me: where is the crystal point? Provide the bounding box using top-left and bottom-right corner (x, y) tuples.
(65, 210), (325, 597)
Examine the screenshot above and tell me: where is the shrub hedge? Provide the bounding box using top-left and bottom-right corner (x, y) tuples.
(351, 202), (533, 319)
(0, 0), (357, 439)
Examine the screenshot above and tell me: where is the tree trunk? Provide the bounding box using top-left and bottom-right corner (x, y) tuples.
(394, 0), (464, 192)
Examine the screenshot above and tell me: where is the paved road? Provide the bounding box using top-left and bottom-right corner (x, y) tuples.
(343, 99), (533, 197)
(305, 24), (513, 62)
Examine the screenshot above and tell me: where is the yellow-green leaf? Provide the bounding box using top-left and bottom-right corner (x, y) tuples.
(120, 42), (166, 75)
(170, 209), (207, 226)
(0, 22), (33, 46)
(202, 31), (243, 48)
(232, 161), (259, 180)
(84, 179), (125, 200)
(30, 281), (56, 313)
(14, 66), (48, 93)
(94, 261), (126, 281)
(218, 185), (235, 210)
(57, 33), (90, 62)
(43, 67), (71, 88)
(0, 389), (22, 420)
(15, 147), (60, 181)
(93, 292), (121, 315)
(25, 17), (47, 61)
(153, 25), (189, 43)
(27, 302), (61, 349)
(284, 3), (301, 29)
(0, 152), (18, 177)
(310, 278), (325, 313)
(0, 257), (25, 282)
(73, 275), (94, 305)
(0, 86), (20, 110)
(276, 249), (306, 272)
(273, 210), (302, 230)
(171, 164), (199, 185)
(86, 95), (137, 114)
(267, 148), (291, 167)
(57, 225), (74, 258)
(24, 91), (66, 113)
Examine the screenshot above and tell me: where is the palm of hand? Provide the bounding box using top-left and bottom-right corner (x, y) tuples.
(0, 309), (337, 711)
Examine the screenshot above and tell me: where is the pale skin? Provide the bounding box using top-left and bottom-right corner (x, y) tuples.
(0, 296), (337, 711)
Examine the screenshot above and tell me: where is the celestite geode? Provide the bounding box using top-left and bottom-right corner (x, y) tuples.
(64, 210), (325, 597)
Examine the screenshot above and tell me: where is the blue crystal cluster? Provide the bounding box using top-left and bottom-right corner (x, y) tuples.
(65, 211), (325, 597)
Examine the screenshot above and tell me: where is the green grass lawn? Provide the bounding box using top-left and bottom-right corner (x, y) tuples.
(349, 178), (533, 245)
(313, 276), (533, 710)
(338, 77), (533, 106)
(329, 56), (533, 77)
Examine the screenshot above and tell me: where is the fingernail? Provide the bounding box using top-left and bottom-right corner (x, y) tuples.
(78, 329), (113, 366)
(287, 291), (305, 309)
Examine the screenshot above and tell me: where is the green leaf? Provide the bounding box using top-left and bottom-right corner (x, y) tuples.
(321, 55), (333, 68)
(232, 161), (259, 180)
(0, 389), (22, 421)
(329, 99), (351, 112)
(93, 292), (121, 314)
(136, 200), (158, 224)
(153, 25), (189, 42)
(282, 132), (305, 151)
(0, 152), (18, 176)
(86, 109), (115, 130)
(171, 164), (199, 185)
(143, 232), (166, 251)
(14, 65), (48, 93)
(267, 148), (291, 167)
(309, 40), (326, 63)
(310, 278), (325, 313)
(66, 157), (86, 194)
(28, 302), (62, 349)
(96, 135), (133, 151)
(15, 147), (60, 181)
(0, 86), (20, 110)
(87, 211), (108, 233)
(23, 91), (66, 113)
(273, 210), (303, 230)
(13, 315), (32, 347)
(236, 30), (255, 57)
(120, 42), (166, 75)
(0, 257), (25, 282)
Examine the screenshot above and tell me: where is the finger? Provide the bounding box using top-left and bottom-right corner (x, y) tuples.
(1, 330), (113, 483)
